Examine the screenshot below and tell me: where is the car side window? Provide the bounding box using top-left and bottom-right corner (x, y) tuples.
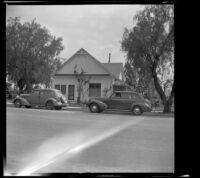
(41, 91), (53, 98)
(121, 93), (132, 99)
(132, 93), (140, 100)
(31, 90), (40, 97)
(111, 92), (121, 99)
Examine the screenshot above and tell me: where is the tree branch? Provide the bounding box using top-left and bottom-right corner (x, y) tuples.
(157, 24), (174, 59)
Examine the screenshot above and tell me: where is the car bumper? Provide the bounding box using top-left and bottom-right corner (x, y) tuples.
(142, 106), (152, 112)
(55, 102), (68, 107)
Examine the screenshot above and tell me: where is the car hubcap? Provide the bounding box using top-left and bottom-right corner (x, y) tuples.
(91, 105), (97, 112)
(15, 101), (21, 107)
(47, 103), (53, 110)
(134, 107), (141, 115)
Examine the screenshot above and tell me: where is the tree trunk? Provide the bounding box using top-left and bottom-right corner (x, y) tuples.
(163, 83), (174, 113)
(17, 79), (25, 94)
(77, 86), (81, 104)
(25, 81), (32, 93)
(152, 64), (166, 103)
(77, 96), (80, 104)
(153, 70), (174, 113)
(163, 100), (172, 113)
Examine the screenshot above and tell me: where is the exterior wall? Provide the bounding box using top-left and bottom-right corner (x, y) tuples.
(52, 75), (114, 103)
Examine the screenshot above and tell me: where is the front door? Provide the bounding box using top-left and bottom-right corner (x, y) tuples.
(108, 92), (123, 109)
(120, 92), (133, 110)
(68, 85), (75, 100)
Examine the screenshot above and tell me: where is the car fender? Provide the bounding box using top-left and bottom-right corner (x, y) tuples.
(131, 103), (142, 111)
(13, 96), (31, 106)
(45, 98), (58, 106)
(89, 99), (108, 110)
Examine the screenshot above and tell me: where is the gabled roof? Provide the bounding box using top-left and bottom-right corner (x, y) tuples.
(102, 63), (125, 81)
(55, 48), (117, 78)
(55, 48), (124, 81)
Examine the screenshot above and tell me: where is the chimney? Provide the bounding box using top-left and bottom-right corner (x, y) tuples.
(108, 53), (111, 63)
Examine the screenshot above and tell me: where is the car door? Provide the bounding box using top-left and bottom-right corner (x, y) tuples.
(39, 91), (49, 106)
(108, 92), (123, 109)
(28, 90), (40, 106)
(120, 93), (133, 110)
(131, 93), (142, 104)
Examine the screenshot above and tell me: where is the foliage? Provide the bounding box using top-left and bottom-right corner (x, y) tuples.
(74, 64), (91, 103)
(121, 5), (174, 113)
(102, 81), (113, 97)
(6, 17), (64, 92)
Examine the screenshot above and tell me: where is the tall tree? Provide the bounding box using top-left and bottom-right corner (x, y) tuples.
(6, 17), (64, 93)
(121, 5), (174, 113)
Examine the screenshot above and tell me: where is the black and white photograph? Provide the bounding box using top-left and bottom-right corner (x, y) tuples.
(5, 3), (174, 176)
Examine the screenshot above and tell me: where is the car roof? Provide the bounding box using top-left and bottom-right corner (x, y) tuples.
(34, 88), (59, 92)
(114, 91), (138, 94)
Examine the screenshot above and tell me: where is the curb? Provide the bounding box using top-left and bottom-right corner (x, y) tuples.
(6, 103), (174, 116)
(6, 102), (87, 111)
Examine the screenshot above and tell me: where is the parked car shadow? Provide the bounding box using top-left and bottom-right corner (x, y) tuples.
(83, 109), (174, 118)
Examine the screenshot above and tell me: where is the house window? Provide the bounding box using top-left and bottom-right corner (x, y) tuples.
(55, 84), (66, 95)
(89, 83), (101, 97)
(61, 85), (66, 95)
(113, 85), (126, 91)
(68, 85), (75, 100)
(55, 85), (60, 90)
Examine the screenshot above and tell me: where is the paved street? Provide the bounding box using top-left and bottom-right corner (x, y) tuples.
(6, 107), (174, 175)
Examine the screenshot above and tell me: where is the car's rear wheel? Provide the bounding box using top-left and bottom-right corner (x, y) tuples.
(46, 101), (54, 110)
(14, 99), (22, 108)
(90, 103), (99, 113)
(132, 106), (143, 115)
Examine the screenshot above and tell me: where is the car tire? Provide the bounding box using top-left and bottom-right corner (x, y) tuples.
(132, 106), (143, 115)
(55, 106), (62, 110)
(46, 101), (54, 110)
(90, 103), (99, 113)
(14, 99), (22, 108)
(98, 109), (103, 113)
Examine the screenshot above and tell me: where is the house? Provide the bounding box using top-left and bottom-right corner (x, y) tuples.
(51, 48), (126, 103)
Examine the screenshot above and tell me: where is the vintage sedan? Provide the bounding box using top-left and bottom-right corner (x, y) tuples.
(13, 89), (68, 110)
(86, 91), (152, 115)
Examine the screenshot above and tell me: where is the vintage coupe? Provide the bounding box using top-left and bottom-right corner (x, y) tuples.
(13, 89), (68, 110)
(86, 91), (152, 115)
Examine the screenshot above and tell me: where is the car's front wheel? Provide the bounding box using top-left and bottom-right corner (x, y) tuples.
(132, 106), (143, 115)
(14, 99), (22, 108)
(89, 103), (99, 113)
(46, 101), (54, 110)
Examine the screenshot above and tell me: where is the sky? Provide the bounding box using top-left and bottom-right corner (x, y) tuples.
(6, 5), (145, 65)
